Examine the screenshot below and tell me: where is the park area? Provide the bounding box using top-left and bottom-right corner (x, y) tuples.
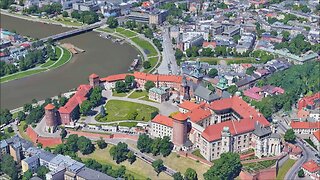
(189, 57), (257, 65)
(115, 27), (138, 38)
(161, 152), (210, 180)
(242, 159), (277, 173)
(128, 90), (148, 99)
(0, 46), (71, 83)
(97, 100), (159, 122)
(131, 37), (158, 57)
(79, 145), (171, 179)
(276, 159), (296, 180)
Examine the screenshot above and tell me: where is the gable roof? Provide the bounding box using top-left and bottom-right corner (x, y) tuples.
(194, 86), (219, 102)
(313, 130), (320, 141)
(100, 74), (130, 82)
(290, 121), (320, 129)
(302, 160), (320, 173)
(152, 114), (173, 127)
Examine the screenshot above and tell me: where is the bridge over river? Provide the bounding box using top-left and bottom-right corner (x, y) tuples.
(40, 19), (107, 42)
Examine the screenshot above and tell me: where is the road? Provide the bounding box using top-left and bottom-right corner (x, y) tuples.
(278, 120), (318, 179)
(157, 27), (179, 75)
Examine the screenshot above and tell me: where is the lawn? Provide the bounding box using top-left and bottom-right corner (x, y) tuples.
(276, 159), (296, 180)
(97, 27), (115, 33)
(0, 128), (15, 140)
(131, 37), (158, 57)
(79, 145), (171, 180)
(100, 100), (159, 122)
(189, 57), (220, 65)
(55, 17), (83, 26)
(41, 46), (62, 68)
(243, 159), (277, 173)
(162, 152), (210, 180)
(128, 90), (148, 99)
(18, 121), (32, 142)
(112, 91), (129, 97)
(49, 47), (72, 69)
(143, 57), (158, 72)
(191, 149), (206, 160)
(116, 29), (137, 38)
(109, 122), (138, 127)
(0, 69), (46, 83)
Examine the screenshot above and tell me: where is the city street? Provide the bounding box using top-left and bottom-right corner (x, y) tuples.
(157, 27), (179, 75)
(278, 120), (319, 179)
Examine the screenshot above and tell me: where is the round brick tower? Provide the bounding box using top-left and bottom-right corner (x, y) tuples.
(172, 112), (188, 149)
(89, 73), (100, 88)
(44, 103), (56, 133)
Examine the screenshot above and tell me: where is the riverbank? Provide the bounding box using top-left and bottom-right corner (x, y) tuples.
(1, 10), (82, 28)
(0, 46), (72, 83)
(95, 26), (161, 73)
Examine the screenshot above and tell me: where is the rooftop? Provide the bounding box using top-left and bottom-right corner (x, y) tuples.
(302, 160), (320, 173)
(152, 114), (173, 127)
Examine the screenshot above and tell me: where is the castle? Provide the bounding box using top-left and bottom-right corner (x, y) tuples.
(151, 96), (282, 161)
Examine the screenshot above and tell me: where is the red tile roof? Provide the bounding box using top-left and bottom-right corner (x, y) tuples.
(178, 101), (203, 111)
(202, 116), (268, 142)
(203, 42), (216, 49)
(186, 107), (212, 123)
(298, 92), (320, 110)
(209, 96), (268, 123)
(133, 72), (182, 83)
(89, 73), (99, 79)
(172, 112), (188, 121)
(302, 160), (320, 173)
(58, 84), (92, 114)
(313, 130), (320, 141)
(152, 114), (173, 127)
(100, 74), (129, 82)
(290, 121), (320, 129)
(44, 104), (55, 110)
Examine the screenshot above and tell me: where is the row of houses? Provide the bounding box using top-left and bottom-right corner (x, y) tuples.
(0, 136), (113, 180)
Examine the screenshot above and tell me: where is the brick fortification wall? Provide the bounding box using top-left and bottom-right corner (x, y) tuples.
(26, 127), (62, 147)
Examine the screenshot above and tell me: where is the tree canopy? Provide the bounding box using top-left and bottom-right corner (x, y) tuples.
(137, 134), (173, 157)
(284, 129), (296, 143)
(0, 154), (18, 180)
(184, 168), (198, 180)
(208, 68), (218, 78)
(204, 152), (242, 180)
(107, 16), (119, 28)
(145, 81), (155, 91)
(152, 159), (165, 175)
(109, 142), (130, 164)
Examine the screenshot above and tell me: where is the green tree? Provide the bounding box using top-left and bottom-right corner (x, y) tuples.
(137, 134), (153, 153)
(298, 169), (305, 177)
(89, 86), (103, 107)
(152, 159), (164, 176)
(77, 136), (95, 155)
(208, 68), (218, 78)
(115, 81), (127, 93)
(151, 137), (161, 156)
(175, 49), (184, 60)
(107, 16), (118, 28)
(44, 147), (51, 152)
(62, 11), (68, 17)
(204, 152), (242, 180)
(109, 142), (129, 164)
(97, 138), (107, 149)
(143, 61), (151, 69)
(145, 81), (155, 91)
(17, 111), (26, 121)
(125, 75), (135, 88)
(80, 100), (92, 115)
(60, 128), (67, 139)
(36, 166), (49, 179)
(0, 109), (12, 125)
(281, 31), (290, 41)
(23, 103), (33, 112)
(246, 66), (257, 75)
(173, 172), (184, 180)
(0, 154), (18, 180)
(22, 169), (33, 180)
(127, 151), (136, 164)
(227, 85), (238, 95)
(284, 129), (296, 143)
(159, 136), (173, 157)
(184, 168), (198, 180)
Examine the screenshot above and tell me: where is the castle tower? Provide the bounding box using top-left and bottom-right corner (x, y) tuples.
(44, 104), (57, 133)
(172, 112), (188, 151)
(181, 76), (190, 100)
(221, 127), (232, 153)
(89, 73), (100, 87)
(271, 119), (278, 134)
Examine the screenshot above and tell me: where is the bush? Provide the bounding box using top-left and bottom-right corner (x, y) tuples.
(143, 61), (151, 69)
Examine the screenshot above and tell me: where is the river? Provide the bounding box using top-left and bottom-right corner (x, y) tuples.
(0, 14), (139, 110)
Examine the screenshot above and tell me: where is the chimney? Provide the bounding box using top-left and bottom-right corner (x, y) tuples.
(250, 115), (253, 119)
